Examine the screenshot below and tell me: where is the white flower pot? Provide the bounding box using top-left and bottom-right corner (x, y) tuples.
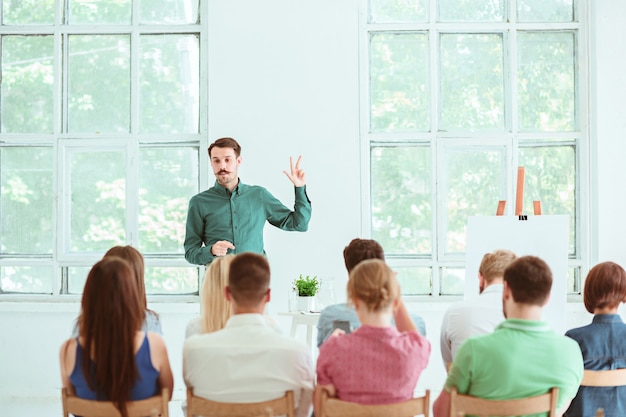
(296, 296), (316, 312)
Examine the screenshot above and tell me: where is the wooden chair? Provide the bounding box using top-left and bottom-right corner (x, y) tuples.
(580, 368), (626, 417)
(62, 387), (169, 417)
(449, 386), (558, 417)
(186, 388), (295, 417)
(581, 369), (626, 387)
(319, 389), (430, 417)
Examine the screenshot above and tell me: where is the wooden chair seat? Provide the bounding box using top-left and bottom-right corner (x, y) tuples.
(449, 386), (558, 417)
(319, 389), (430, 417)
(186, 388), (295, 417)
(62, 387), (169, 417)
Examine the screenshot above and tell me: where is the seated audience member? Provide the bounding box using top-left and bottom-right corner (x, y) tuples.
(433, 256), (583, 417)
(183, 252), (314, 417)
(104, 245), (162, 334)
(564, 261), (626, 417)
(185, 255), (235, 338)
(71, 245), (162, 337)
(316, 238), (426, 347)
(314, 259), (431, 413)
(59, 257), (174, 416)
(440, 249), (516, 368)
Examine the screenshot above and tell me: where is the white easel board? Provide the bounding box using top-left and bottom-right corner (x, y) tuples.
(465, 215), (569, 334)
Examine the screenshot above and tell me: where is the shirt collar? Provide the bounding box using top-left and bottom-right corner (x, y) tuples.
(497, 318), (552, 332)
(212, 179), (242, 196)
(482, 283), (503, 294)
(225, 313), (268, 328)
(592, 314), (624, 324)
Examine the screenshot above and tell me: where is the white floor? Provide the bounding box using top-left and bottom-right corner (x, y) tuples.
(0, 397), (186, 417)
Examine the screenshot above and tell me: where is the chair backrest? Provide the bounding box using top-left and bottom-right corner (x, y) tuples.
(186, 389), (295, 417)
(62, 387), (169, 417)
(319, 389), (430, 417)
(581, 369), (626, 387)
(449, 386), (558, 417)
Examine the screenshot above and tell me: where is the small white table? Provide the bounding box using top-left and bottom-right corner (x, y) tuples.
(278, 311), (320, 351)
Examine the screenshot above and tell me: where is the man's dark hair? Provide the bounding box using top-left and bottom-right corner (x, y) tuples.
(503, 255), (552, 306)
(228, 252), (270, 307)
(343, 238), (385, 273)
(208, 137), (241, 158)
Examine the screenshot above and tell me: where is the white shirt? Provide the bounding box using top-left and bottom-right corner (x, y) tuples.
(183, 313), (314, 417)
(439, 283), (505, 366)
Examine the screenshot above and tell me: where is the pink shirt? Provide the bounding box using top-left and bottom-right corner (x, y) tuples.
(316, 325), (430, 405)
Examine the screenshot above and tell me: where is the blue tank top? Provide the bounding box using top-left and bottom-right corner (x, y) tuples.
(70, 334), (160, 401)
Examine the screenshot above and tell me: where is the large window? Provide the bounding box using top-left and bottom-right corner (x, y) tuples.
(0, 0), (205, 295)
(362, 0), (588, 296)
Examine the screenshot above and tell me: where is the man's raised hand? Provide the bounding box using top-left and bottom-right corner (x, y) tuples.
(283, 155), (306, 187)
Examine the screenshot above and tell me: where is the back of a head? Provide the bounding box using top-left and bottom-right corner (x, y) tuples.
(583, 261), (626, 314)
(208, 137), (241, 157)
(479, 249), (517, 283)
(80, 257), (143, 416)
(343, 238), (385, 273)
(503, 255), (552, 306)
(201, 254), (235, 333)
(104, 245), (146, 309)
(228, 252), (270, 309)
(347, 259), (399, 312)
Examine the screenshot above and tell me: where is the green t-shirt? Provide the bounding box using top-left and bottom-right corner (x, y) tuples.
(446, 318), (583, 416)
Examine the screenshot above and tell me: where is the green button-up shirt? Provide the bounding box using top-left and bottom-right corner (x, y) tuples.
(184, 180), (312, 265)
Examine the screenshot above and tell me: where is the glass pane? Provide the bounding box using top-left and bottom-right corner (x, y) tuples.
(439, 0), (505, 22)
(440, 34), (504, 131)
(68, 266), (91, 294)
(0, 266), (53, 294)
(2, 36), (54, 133)
(370, 33), (430, 133)
(1, 147), (53, 254)
(371, 146), (431, 255)
(2, 0), (54, 25)
(145, 266), (199, 294)
(68, 35), (130, 133)
(140, 35), (199, 134)
(70, 150), (126, 252)
(369, 0), (428, 23)
(138, 147), (199, 254)
(444, 147), (505, 253)
(519, 145), (576, 255)
(518, 0), (574, 22)
(68, 0), (131, 24)
(140, 0), (199, 24)
(518, 32), (575, 131)
(394, 266), (431, 295)
(441, 267), (465, 295)
(568, 266), (579, 294)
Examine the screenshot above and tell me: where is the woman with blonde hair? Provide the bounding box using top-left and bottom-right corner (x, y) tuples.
(314, 259), (431, 413)
(59, 257), (173, 417)
(185, 255), (235, 337)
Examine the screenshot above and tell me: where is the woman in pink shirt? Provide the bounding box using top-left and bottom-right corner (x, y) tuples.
(314, 259), (431, 412)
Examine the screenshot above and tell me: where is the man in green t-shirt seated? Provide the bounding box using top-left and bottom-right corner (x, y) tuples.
(433, 255), (584, 417)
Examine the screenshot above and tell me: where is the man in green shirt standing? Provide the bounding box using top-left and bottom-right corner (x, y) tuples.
(184, 137), (311, 265)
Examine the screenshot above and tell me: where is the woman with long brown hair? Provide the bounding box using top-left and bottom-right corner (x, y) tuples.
(59, 257), (173, 417)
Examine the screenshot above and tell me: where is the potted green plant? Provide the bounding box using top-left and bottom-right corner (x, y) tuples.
(292, 275), (319, 312)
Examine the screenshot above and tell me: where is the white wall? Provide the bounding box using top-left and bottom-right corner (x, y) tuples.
(1, 0), (626, 414)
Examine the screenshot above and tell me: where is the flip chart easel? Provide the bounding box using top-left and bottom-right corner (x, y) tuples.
(465, 167), (569, 333)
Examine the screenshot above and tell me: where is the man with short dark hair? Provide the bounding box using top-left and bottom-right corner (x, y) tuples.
(316, 238), (426, 347)
(440, 249), (517, 368)
(183, 252), (314, 417)
(184, 137), (311, 265)
(433, 256), (584, 417)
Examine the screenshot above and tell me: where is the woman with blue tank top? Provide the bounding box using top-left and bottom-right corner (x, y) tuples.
(59, 257), (173, 417)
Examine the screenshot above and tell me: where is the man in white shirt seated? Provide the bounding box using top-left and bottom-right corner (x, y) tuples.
(439, 249), (517, 369)
(183, 252), (314, 417)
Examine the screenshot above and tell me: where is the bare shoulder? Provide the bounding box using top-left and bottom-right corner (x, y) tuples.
(59, 338), (78, 376)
